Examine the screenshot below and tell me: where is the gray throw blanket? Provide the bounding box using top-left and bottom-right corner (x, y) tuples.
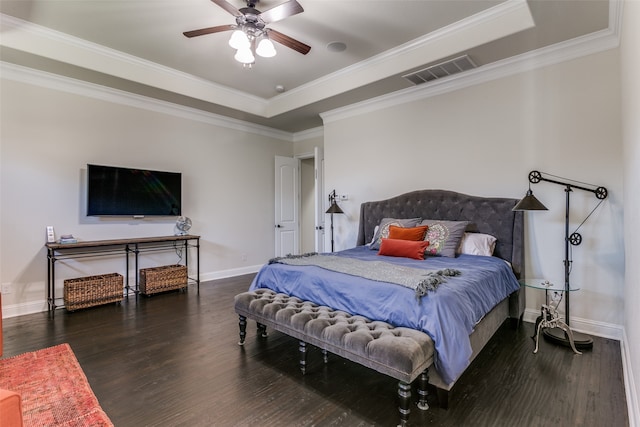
(269, 253), (461, 298)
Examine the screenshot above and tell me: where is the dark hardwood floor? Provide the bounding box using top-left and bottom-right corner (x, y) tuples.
(2, 274), (628, 426)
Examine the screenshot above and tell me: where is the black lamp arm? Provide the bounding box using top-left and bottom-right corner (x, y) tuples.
(328, 189), (337, 204)
(528, 171), (607, 200)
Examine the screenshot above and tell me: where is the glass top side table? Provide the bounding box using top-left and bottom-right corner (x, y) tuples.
(520, 279), (582, 354)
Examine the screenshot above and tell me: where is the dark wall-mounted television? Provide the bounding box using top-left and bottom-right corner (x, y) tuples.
(87, 164), (182, 217)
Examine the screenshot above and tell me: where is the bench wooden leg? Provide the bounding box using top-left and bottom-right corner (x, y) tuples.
(299, 341), (307, 375)
(238, 315), (246, 346)
(417, 369), (429, 410)
(397, 381), (411, 427)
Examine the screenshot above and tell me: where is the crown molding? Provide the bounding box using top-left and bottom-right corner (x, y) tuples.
(321, 0), (622, 124)
(0, 61), (293, 142)
(0, 0), (534, 120)
(0, 13), (268, 116)
(287, 0), (531, 97)
(268, 0), (534, 116)
(0, 1), (621, 134)
(293, 126), (324, 142)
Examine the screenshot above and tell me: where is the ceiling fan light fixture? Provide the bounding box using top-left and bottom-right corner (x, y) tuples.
(256, 37), (276, 58)
(229, 29), (250, 50)
(234, 46), (255, 64)
(185, 0), (310, 67)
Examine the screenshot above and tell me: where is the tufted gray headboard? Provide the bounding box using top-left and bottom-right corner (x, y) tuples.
(356, 189), (525, 279)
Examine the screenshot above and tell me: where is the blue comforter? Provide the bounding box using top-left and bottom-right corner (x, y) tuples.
(249, 246), (520, 385)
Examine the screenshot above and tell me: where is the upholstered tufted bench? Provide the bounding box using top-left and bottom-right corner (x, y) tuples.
(234, 289), (435, 426)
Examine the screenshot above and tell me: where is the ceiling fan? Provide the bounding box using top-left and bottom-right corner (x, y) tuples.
(184, 0), (311, 65)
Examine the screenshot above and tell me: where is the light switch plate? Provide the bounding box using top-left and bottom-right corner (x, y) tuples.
(46, 226), (55, 243)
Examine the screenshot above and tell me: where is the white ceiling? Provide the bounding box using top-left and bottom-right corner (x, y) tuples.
(0, 0), (610, 132)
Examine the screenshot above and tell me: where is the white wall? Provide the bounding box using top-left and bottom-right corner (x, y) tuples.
(621, 1), (640, 424)
(293, 134), (323, 157)
(323, 48), (625, 335)
(0, 74), (292, 314)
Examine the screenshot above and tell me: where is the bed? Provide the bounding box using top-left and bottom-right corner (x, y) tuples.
(247, 189), (525, 407)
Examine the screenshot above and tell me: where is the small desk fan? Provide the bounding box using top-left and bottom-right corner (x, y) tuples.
(175, 216), (192, 236)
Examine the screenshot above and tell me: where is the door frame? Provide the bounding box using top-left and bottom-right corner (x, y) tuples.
(295, 148), (324, 253)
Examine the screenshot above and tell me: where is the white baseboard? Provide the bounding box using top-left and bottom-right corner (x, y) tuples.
(3, 289), (627, 339)
(199, 264), (262, 282)
(1, 266), (263, 319)
(1, 300), (49, 318)
(523, 308), (623, 340)
(524, 309), (637, 427)
(622, 328), (639, 427)
(3, 286), (637, 426)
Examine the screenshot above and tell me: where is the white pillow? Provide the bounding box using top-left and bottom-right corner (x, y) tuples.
(458, 232), (497, 256)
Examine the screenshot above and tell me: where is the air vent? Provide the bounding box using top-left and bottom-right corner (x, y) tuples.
(403, 55), (477, 85)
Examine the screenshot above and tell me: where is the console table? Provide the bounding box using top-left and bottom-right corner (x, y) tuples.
(45, 235), (200, 311)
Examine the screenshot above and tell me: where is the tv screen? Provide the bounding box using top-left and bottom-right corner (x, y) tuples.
(87, 164), (182, 216)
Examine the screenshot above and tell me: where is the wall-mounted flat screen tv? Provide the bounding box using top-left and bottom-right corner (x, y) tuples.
(87, 164), (182, 216)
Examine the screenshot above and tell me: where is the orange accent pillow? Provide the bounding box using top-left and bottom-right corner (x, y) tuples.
(388, 225), (428, 241)
(378, 239), (430, 260)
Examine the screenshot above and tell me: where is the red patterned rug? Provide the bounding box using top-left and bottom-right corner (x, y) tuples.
(0, 343), (113, 426)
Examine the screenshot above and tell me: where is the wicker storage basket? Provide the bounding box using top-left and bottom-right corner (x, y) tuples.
(64, 273), (124, 311)
(139, 264), (188, 295)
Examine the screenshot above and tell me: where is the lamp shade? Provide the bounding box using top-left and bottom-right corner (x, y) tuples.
(234, 47), (255, 64)
(513, 189), (548, 211)
(256, 38), (276, 58)
(326, 202), (344, 214)
(229, 29), (250, 49)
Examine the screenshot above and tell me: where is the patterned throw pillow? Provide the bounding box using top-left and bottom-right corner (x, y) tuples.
(369, 218), (421, 250)
(419, 220), (470, 257)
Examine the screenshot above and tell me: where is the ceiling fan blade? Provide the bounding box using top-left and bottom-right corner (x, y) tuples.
(268, 29), (310, 55)
(183, 24), (235, 38)
(260, 0), (304, 24)
(210, 0), (241, 16)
